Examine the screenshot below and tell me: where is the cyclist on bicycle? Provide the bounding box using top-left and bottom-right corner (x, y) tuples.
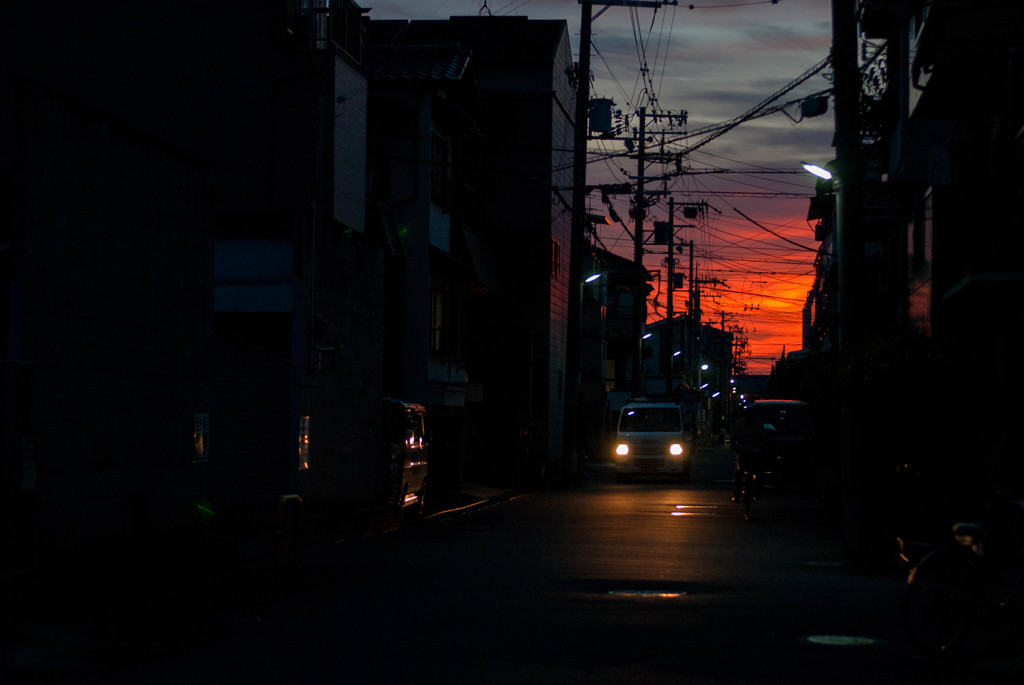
(731, 408), (767, 502)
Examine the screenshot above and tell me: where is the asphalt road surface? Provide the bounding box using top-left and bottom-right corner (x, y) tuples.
(14, 447), (1023, 684)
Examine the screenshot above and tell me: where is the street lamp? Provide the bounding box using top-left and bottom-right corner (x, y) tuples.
(801, 162), (833, 180)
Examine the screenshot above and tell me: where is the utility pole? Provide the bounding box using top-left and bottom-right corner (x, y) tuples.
(568, 0), (673, 471)
(832, 0), (863, 348)
(689, 275), (724, 386)
(684, 238), (694, 387)
(831, 0), (866, 557)
(665, 197), (675, 396)
(632, 106), (647, 397)
(659, 198), (695, 396)
(565, 2), (594, 477)
(628, 109), (688, 398)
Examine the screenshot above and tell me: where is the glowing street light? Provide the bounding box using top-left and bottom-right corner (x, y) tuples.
(802, 162), (833, 180)
(585, 273), (602, 283)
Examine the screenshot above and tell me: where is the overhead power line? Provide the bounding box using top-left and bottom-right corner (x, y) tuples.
(729, 204), (820, 254)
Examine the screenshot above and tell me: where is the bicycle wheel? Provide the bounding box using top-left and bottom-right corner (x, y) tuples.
(903, 548), (976, 656)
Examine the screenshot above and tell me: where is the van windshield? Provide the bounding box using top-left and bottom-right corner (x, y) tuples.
(620, 407), (681, 432)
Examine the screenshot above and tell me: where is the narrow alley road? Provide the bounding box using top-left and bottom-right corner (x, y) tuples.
(11, 447), (1020, 684)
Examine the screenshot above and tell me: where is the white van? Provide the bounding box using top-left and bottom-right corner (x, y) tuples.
(613, 399), (692, 483)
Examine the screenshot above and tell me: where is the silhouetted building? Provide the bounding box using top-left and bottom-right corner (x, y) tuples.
(0, 4), (588, 572)
(0, 1), (384, 566)
(800, 1), (1024, 554)
(367, 16), (576, 485)
(365, 40), (484, 491)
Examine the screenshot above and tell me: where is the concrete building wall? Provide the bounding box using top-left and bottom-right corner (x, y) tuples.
(295, 220), (388, 511)
(545, 30), (576, 475)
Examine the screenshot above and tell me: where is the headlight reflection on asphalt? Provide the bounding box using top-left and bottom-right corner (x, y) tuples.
(671, 504), (719, 517)
(607, 589), (688, 598)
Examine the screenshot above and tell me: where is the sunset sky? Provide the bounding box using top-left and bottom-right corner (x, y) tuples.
(365, 0), (835, 374)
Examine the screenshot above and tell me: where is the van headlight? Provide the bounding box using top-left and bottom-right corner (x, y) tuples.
(615, 443), (629, 458)
(669, 443), (683, 456)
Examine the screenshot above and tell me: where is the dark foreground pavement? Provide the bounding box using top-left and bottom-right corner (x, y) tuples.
(2, 449), (1022, 684)
(0, 481), (519, 683)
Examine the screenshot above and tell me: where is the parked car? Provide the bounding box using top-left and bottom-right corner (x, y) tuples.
(613, 398), (694, 483)
(382, 398), (429, 517)
(745, 399), (815, 485)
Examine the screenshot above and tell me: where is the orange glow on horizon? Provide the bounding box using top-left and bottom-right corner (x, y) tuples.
(626, 198), (819, 377)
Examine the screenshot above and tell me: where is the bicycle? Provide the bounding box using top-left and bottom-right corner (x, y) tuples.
(902, 498), (1024, 660)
